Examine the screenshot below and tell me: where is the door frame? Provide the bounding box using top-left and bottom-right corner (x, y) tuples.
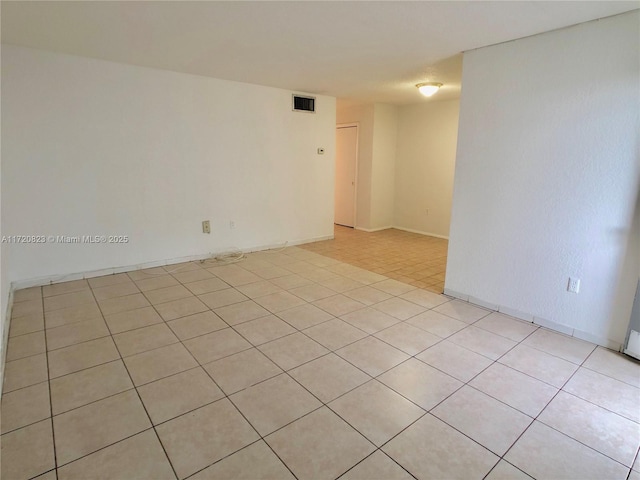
(335, 122), (359, 228)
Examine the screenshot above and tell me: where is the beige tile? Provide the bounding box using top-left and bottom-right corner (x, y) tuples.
(523, 328), (596, 364)
(138, 367), (223, 424)
(432, 386), (532, 456)
(313, 294), (366, 317)
(3, 354), (48, 393)
(378, 358), (462, 410)
(341, 307), (400, 334)
(340, 451), (414, 480)
(371, 279), (416, 296)
(499, 344), (578, 388)
(46, 317), (110, 351)
(53, 390), (151, 466)
(156, 398), (259, 479)
(48, 337), (120, 379)
(433, 299), (491, 323)
(215, 269), (262, 287)
(374, 323), (440, 355)
(98, 293), (150, 315)
(505, 421), (628, 480)
(6, 331), (46, 361)
(474, 312), (538, 342)
(87, 273), (131, 289)
(372, 297), (425, 320)
(583, 346), (640, 387)
(44, 290), (95, 312)
(416, 340), (493, 382)
(155, 296), (209, 321)
(184, 328), (252, 364)
(1, 381), (50, 433)
(399, 289), (450, 309)
(277, 303), (334, 330)
(233, 314), (296, 346)
(290, 283), (337, 302)
(204, 348), (282, 395)
(485, 461), (533, 480)
(199, 288), (248, 309)
(447, 326), (517, 360)
(42, 279), (89, 297)
(270, 273), (314, 290)
(383, 414), (498, 479)
(266, 407), (375, 480)
(290, 353), (370, 403)
(165, 261), (204, 273)
(32, 469), (57, 480)
(0, 419), (55, 480)
(173, 268), (215, 284)
(251, 291), (306, 313)
(631, 471), (640, 480)
(214, 300), (270, 325)
(127, 267), (169, 281)
(190, 440), (295, 480)
(538, 391), (639, 466)
(344, 286), (393, 306)
(236, 280), (283, 299)
(167, 311), (228, 340)
(11, 299), (44, 318)
(124, 343), (198, 386)
(144, 284), (194, 305)
(336, 337), (409, 377)
(231, 374), (322, 435)
(563, 367), (640, 423)
(45, 303), (102, 329)
(134, 274), (181, 292)
(255, 265), (295, 279)
(13, 286), (42, 303)
(329, 380), (424, 446)
(470, 363), (558, 417)
(113, 322), (178, 357)
(57, 430), (175, 480)
(304, 319), (368, 351)
(50, 360), (133, 415)
(9, 313), (44, 337)
(406, 309), (467, 338)
(104, 306), (163, 334)
(184, 277), (230, 295)
(92, 281), (139, 301)
(258, 332), (329, 370)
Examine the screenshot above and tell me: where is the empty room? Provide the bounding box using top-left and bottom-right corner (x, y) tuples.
(1, 2), (639, 480)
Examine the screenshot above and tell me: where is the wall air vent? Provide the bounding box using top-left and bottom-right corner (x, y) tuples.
(292, 94), (315, 113)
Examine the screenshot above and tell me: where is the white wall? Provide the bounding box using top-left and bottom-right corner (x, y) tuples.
(395, 99), (459, 238)
(370, 104), (398, 229)
(336, 104), (374, 229)
(446, 12), (640, 347)
(1, 45), (336, 286)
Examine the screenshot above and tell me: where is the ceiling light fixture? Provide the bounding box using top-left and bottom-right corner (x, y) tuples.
(416, 82), (443, 97)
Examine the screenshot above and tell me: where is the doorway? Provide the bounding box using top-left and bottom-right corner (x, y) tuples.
(335, 124), (358, 227)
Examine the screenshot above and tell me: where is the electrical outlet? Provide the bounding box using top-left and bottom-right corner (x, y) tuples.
(317, 147), (325, 155)
(229, 221), (235, 229)
(202, 220), (211, 234)
(567, 277), (580, 293)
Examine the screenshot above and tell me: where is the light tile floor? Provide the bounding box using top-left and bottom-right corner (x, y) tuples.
(299, 226), (448, 292)
(2, 246), (640, 480)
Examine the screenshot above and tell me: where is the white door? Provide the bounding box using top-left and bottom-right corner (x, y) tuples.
(335, 125), (357, 227)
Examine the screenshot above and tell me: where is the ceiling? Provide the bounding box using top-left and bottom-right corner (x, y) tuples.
(2, 1), (638, 106)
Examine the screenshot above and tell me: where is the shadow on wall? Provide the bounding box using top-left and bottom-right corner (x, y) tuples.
(608, 172), (640, 345)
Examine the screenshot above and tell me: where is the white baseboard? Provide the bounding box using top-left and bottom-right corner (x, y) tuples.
(10, 234), (335, 290)
(443, 288), (469, 301)
(446, 289), (621, 350)
(1, 289), (15, 400)
(354, 226), (393, 233)
(392, 226), (449, 240)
